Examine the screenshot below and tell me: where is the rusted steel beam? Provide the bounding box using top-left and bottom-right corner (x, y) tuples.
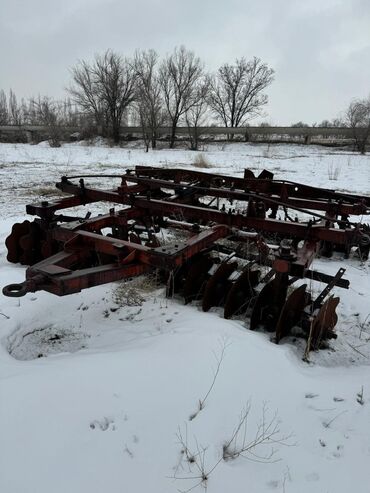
(40, 177), (368, 255)
(53, 224), (229, 269)
(23, 260), (149, 296)
(133, 166), (370, 207)
(58, 169), (369, 215)
(305, 268), (349, 288)
(121, 174), (368, 216)
(26, 195), (99, 218)
(129, 196), (359, 246)
(54, 207), (144, 233)
(3, 223), (231, 297)
(52, 178), (364, 247)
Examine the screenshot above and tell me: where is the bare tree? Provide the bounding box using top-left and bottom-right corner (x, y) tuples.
(0, 90), (8, 125)
(185, 76), (210, 150)
(24, 98), (38, 125)
(31, 96), (64, 147)
(68, 60), (107, 133)
(94, 50), (137, 143)
(69, 51), (137, 143)
(346, 97), (370, 154)
(61, 98), (79, 126)
(159, 46), (204, 148)
(67, 60), (104, 125)
(209, 57), (274, 135)
(134, 49), (165, 151)
(20, 98), (29, 125)
(9, 89), (22, 125)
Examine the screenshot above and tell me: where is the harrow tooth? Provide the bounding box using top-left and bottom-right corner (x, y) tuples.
(129, 232), (142, 244)
(249, 274), (288, 332)
(275, 284), (308, 343)
(224, 267), (260, 319)
(243, 169), (255, 180)
(183, 254), (214, 304)
(309, 296), (339, 350)
(5, 220), (31, 263)
(202, 261), (238, 312)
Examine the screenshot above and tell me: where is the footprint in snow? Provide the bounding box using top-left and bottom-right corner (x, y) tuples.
(332, 444), (344, 458)
(123, 434), (139, 459)
(90, 417), (115, 431)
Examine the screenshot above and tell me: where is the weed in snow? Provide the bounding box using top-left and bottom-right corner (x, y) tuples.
(174, 402), (293, 492)
(356, 386), (365, 405)
(189, 338), (229, 421)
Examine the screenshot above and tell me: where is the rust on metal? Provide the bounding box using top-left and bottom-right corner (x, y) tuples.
(224, 267), (260, 319)
(202, 261), (238, 312)
(3, 165), (369, 356)
(275, 284), (308, 343)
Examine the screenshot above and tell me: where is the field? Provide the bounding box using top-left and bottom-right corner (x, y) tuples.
(1, 141), (370, 493)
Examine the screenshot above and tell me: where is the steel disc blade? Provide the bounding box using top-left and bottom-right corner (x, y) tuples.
(129, 232), (142, 244)
(167, 254), (202, 298)
(224, 267), (260, 319)
(244, 169), (255, 179)
(249, 274), (288, 332)
(275, 284), (307, 343)
(249, 281), (274, 331)
(310, 296), (339, 349)
(183, 254), (214, 304)
(202, 261), (237, 312)
(5, 221), (31, 263)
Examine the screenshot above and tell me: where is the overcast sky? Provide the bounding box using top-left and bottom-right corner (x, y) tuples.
(1, 0), (369, 125)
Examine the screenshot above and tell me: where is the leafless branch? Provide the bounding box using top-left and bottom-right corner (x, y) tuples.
(222, 402), (294, 462)
(189, 338), (229, 421)
(208, 57), (274, 134)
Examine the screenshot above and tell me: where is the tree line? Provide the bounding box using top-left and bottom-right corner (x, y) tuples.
(0, 47), (274, 149)
(0, 46), (369, 152)
(68, 47), (275, 149)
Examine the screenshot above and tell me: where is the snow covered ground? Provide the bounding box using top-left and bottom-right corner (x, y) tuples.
(0, 141), (370, 493)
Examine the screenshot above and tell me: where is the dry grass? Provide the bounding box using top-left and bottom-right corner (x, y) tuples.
(193, 153), (212, 168)
(32, 186), (63, 197)
(112, 274), (159, 307)
(327, 162), (341, 180)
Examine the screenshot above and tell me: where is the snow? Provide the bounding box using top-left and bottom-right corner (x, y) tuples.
(0, 141), (370, 493)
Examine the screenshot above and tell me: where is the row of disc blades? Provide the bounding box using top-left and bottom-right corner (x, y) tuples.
(5, 222), (339, 350)
(169, 252), (339, 348)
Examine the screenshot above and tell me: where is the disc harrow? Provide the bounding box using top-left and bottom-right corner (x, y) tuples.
(2, 165), (370, 357)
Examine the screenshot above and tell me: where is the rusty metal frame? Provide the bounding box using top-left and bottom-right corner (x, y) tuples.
(3, 166), (369, 300)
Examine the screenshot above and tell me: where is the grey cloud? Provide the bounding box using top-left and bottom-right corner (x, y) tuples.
(0, 0), (368, 124)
